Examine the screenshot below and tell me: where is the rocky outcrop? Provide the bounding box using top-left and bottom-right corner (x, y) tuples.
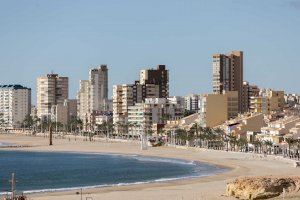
(226, 176), (300, 199)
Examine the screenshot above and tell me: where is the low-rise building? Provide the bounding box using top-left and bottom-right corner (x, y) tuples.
(222, 113), (266, 137)
(261, 115), (300, 136)
(163, 113), (200, 132)
(285, 94), (300, 108)
(289, 122), (300, 140)
(168, 96), (185, 109)
(185, 94), (200, 112)
(254, 116), (300, 144)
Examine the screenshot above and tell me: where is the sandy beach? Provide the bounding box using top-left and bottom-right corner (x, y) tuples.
(0, 133), (299, 200)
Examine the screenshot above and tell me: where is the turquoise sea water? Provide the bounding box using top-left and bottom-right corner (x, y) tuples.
(0, 151), (226, 194)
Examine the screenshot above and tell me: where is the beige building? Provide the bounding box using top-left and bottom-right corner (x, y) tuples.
(261, 115), (300, 136)
(51, 99), (77, 126)
(222, 113), (266, 136)
(77, 65), (108, 125)
(112, 84), (134, 127)
(249, 89), (285, 114)
(37, 74), (68, 119)
(67, 99), (77, 121)
(267, 90), (285, 112)
(289, 123), (300, 139)
(213, 51), (243, 112)
(257, 116), (300, 144)
(198, 91), (238, 127)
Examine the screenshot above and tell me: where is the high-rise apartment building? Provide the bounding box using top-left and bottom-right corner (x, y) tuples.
(0, 85), (31, 128)
(113, 65), (170, 131)
(77, 80), (90, 121)
(213, 51), (243, 112)
(37, 74), (68, 119)
(77, 65), (108, 125)
(241, 82), (249, 113)
(89, 65), (108, 112)
(242, 82), (260, 113)
(140, 65), (169, 98)
(112, 84), (134, 123)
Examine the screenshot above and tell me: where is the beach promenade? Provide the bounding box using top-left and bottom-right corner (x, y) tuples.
(0, 133), (299, 200)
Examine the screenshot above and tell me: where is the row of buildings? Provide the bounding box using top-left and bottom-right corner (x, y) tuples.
(110, 51), (289, 136)
(0, 51), (296, 134)
(0, 65), (109, 129)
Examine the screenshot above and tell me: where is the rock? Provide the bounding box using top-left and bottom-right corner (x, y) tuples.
(226, 176), (300, 199)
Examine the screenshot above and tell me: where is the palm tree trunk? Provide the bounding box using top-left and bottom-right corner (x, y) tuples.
(49, 123), (53, 146)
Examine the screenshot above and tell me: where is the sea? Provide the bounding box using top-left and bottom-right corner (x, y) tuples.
(0, 150), (227, 194)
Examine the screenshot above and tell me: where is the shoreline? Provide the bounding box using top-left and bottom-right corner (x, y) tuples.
(0, 150), (230, 196)
(0, 133), (299, 200)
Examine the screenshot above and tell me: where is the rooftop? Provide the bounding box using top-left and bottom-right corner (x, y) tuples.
(0, 84), (31, 90)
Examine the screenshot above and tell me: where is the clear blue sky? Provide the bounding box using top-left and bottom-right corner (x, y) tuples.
(0, 0), (299, 104)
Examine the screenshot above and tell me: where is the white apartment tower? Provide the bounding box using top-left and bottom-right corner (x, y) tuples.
(112, 84), (134, 124)
(185, 94), (199, 112)
(77, 80), (90, 122)
(37, 74), (68, 119)
(77, 65), (108, 124)
(0, 85), (31, 128)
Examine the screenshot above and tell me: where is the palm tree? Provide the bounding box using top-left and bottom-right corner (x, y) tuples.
(96, 123), (104, 137)
(252, 139), (262, 154)
(237, 137), (248, 152)
(23, 114), (34, 130)
(132, 122), (139, 140)
(123, 122), (130, 139)
(160, 113), (172, 126)
(115, 121), (124, 138)
(33, 116), (40, 133)
(228, 133), (237, 151)
(175, 128), (187, 146)
(186, 129), (195, 147)
(49, 120), (53, 145)
(285, 137), (295, 157)
(213, 128), (225, 150)
(202, 127), (214, 148)
(0, 113), (4, 127)
(56, 122), (64, 133)
(106, 120), (114, 139)
(146, 129), (154, 137)
(190, 123), (203, 147)
(264, 140), (273, 155)
(223, 134), (230, 151)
